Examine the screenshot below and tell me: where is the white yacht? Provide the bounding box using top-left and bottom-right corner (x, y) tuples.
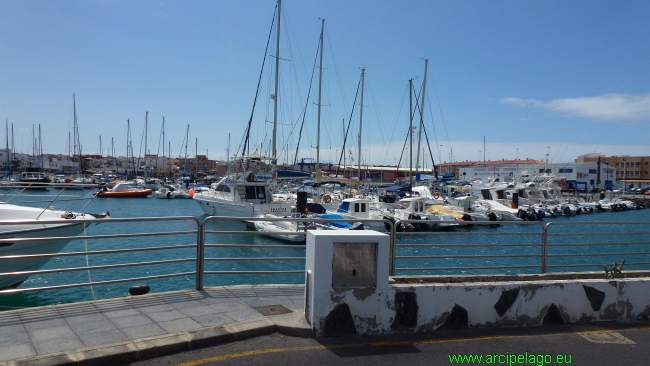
(192, 156), (293, 218)
(0, 203), (107, 289)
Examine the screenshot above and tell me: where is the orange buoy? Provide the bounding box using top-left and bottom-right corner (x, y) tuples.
(188, 188), (195, 197)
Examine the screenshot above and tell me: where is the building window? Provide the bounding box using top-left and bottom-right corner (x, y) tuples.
(636, 171), (640, 177)
(559, 168), (573, 173)
(589, 169), (597, 174)
(636, 162), (641, 168)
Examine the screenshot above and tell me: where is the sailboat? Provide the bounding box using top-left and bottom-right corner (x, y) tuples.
(65, 93), (93, 190)
(192, 0), (292, 219)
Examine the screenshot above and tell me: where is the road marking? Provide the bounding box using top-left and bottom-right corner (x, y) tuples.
(177, 326), (649, 366)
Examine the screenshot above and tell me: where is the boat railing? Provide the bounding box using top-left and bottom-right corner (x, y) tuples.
(1, 216), (649, 298)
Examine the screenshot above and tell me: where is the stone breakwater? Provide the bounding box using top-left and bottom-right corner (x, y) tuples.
(627, 197), (650, 209)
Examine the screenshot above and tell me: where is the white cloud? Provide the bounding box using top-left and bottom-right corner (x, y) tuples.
(500, 93), (650, 121)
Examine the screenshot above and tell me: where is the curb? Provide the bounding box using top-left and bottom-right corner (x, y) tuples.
(6, 316), (310, 366)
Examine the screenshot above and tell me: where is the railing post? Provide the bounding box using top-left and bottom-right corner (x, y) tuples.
(541, 222), (548, 274)
(196, 219), (205, 290)
(389, 219), (396, 276)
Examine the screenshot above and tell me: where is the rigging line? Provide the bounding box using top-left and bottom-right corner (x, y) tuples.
(383, 84), (408, 166)
(364, 77), (390, 155)
(293, 34), (320, 166)
(414, 95), (440, 177)
(391, 85), (411, 169)
(136, 117), (146, 173)
(428, 74), (451, 151)
(422, 90), (441, 161)
(324, 27), (350, 115)
(394, 120), (411, 180)
(282, 14), (307, 112)
(335, 78), (361, 177)
(420, 119), (439, 179)
(241, 3), (277, 157)
(281, 6), (311, 85)
(395, 84), (423, 172)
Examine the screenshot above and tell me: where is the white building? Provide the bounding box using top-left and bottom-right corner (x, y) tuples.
(459, 162), (618, 192)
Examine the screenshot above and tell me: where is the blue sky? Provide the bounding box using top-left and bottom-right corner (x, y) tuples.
(1, 0), (649, 168)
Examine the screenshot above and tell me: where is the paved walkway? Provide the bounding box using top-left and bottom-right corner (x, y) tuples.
(0, 285), (309, 366)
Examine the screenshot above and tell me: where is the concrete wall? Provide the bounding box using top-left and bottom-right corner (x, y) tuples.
(305, 231), (650, 337)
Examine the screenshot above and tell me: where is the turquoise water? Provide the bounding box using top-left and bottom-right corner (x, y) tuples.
(1, 189), (649, 310)
(395, 209), (650, 276)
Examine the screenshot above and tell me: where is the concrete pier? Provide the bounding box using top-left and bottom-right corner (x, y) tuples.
(0, 285), (309, 365)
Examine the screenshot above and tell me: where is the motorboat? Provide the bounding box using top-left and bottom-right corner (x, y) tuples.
(253, 213), (306, 243)
(331, 197), (386, 231)
(383, 196), (458, 230)
(95, 182), (152, 198)
(192, 156), (293, 218)
(0, 203), (108, 289)
(154, 185), (191, 199)
(16, 171), (51, 189)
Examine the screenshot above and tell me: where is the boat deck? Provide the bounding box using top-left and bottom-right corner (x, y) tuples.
(0, 284), (308, 365)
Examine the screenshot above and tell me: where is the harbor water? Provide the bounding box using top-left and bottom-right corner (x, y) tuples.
(1, 189), (649, 311)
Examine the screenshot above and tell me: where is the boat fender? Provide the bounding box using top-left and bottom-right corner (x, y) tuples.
(188, 188), (195, 197)
(433, 191), (440, 199)
(129, 284), (150, 296)
(166, 191), (171, 198)
(487, 212), (498, 221)
(462, 213), (473, 221)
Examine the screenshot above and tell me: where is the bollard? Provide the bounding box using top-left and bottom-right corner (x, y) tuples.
(129, 284), (150, 296)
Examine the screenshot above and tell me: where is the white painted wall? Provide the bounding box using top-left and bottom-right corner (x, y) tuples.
(305, 230), (650, 337)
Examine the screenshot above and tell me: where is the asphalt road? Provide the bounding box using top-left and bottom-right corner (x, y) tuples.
(131, 323), (650, 366)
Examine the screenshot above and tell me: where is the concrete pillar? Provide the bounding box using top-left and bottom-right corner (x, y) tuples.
(304, 230), (390, 336)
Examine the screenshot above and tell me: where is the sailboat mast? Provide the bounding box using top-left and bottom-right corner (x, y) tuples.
(111, 137), (115, 173)
(127, 119), (133, 179)
(11, 124), (14, 175)
(409, 78), (413, 185)
(144, 111), (148, 179)
(5, 119), (8, 174)
(316, 18), (324, 167)
(357, 67), (365, 184)
(73, 93), (78, 175)
(39, 124), (42, 169)
(183, 125), (189, 177)
(272, 0), (281, 160)
(415, 59), (428, 177)
(162, 116), (165, 178)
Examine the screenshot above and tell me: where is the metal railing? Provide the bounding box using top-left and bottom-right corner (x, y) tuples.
(0, 216), (649, 297)
(0, 216), (200, 294)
